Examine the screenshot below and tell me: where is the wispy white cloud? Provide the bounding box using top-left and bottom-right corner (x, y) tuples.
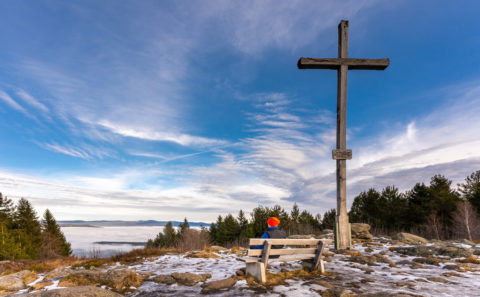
(9, 1), (379, 153)
(99, 121), (227, 146)
(98, 120), (227, 147)
(3, 81), (480, 219)
(0, 89), (29, 115)
(129, 150), (213, 163)
(41, 143), (114, 160)
(15, 89), (49, 113)
(182, 82), (480, 214)
(0, 169), (236, 221)
(43, 143), (90, 159)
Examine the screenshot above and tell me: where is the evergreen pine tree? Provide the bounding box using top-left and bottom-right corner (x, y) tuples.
(179, 218), (190, 235)
(0, 193), (17, 260)
(291, 203), (300, 223)
(163, 221), (177, 247)
(148, 221), (178, 248)
(350, 188), (381, 225)
(429, 175), (461, 233)
(405, 183), (432, 229)
(321, 209), (336, 230)
(380, 186), (408, 231)
(251, 206), (268, 237)
(217, 214), (240, 245)
(458, 170), (480, 215)
(237, 210), (248, 239)
(209, 221), (218, 244)
(41, 209), (72, 257)
(13, 198), (43, 259)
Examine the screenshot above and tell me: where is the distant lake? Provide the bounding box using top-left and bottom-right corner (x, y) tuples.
(61, 226), (165, 257)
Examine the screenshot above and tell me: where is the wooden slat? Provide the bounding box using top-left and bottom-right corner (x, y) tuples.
(297, 58), (389, 70)
(247, 247), (330, 257)
(248, 248), (317, 257)
(249, 238), (323, 246)
(242, 257), (261, 263)
(264, 255), (316, 262)
(242, 254), (315, 263)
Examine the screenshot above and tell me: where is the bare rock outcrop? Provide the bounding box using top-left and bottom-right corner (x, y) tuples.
(58, 269), (143, 291)
(44, 267), (74, 280)
(0, 270), (37, 291)
(394, 232), (428, 244)
(351, 223), (373, 240)
(201, 276), (237, 293)
(150, 274), (176, 285)
(170, 272), (211, 286)
(392, 244), (472, 258)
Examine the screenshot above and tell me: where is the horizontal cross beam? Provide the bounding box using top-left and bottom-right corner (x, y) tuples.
(297, 57), (389, 70)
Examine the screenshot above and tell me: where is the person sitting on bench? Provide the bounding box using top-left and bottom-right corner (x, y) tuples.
(251, 217), (287, 258)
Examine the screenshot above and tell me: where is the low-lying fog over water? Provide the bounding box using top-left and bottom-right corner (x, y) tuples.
(61, 226), (165, 257)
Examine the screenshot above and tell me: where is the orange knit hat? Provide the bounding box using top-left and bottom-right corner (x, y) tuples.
(267, 217), (280, 227)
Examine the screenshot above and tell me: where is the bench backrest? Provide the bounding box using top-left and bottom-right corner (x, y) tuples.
(247, 238), (330, 257)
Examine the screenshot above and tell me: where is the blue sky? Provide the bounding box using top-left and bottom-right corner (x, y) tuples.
(1, 1), (480, 221)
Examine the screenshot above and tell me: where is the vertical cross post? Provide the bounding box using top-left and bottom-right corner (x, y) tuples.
(335, 20), (351, 250)
(297, 20), (389, 250)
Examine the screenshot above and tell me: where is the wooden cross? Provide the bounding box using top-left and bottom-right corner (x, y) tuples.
(297, 20), (389, 249)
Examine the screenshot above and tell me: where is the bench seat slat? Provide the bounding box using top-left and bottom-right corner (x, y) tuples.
(242, 254), (315, 263)
(247, 247), (317, 256)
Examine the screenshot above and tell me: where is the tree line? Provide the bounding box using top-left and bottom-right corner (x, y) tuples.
(146, 219), (210, 250)
(146, 204), (328, 249)
(0, 194), (71, 260)
(209, 204), (328, 246)
(148, 170), (480, 248)
(349, 171), (480, 240)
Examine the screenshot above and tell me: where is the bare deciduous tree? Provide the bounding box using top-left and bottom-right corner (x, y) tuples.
(423, 212), (444, 240)
(452, 201), (480, 241)
(176, 229), (211, 251)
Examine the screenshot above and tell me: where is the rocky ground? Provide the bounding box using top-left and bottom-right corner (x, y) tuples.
(1, 227), (479, 296)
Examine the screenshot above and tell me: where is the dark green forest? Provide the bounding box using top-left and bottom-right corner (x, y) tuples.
(349, 172), (480, 240)
(0, 194), (71, 260)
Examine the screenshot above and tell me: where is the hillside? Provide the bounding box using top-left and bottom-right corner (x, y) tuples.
(1, 232), (479, 297)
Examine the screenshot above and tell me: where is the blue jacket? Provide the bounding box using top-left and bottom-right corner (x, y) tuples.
(251, 227), (278, 249)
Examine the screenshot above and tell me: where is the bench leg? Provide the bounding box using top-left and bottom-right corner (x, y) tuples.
(318, 259), (325, 273)
(302, 259), (325, 273)
(246, 262), (266, 283)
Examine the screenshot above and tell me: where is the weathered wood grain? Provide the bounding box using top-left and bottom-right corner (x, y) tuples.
(297, 58), (389, 70)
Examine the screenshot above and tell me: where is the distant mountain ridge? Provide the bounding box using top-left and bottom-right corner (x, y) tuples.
(59, 220), (210, 227)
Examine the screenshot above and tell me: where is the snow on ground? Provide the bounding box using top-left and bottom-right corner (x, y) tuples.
(11, 238), (480, 296)
(126, 240), (480, 297)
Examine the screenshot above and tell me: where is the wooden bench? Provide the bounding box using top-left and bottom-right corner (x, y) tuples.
(241, 238), (332, 283)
